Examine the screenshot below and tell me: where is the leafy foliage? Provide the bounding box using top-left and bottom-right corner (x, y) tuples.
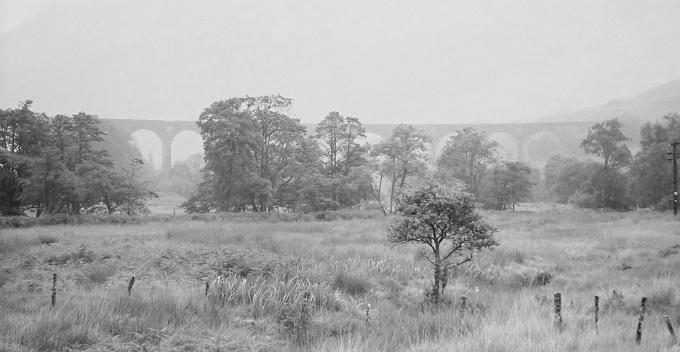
(573, 119), (633, 209)
(388, 185), (497, 303)
(370, 124), (432, 213)
(483, 161), (534, 210)
(436, 127), (499, 197)
(0, 101), (156, 216)
(628, 113), (680, 209)
(185, 95), (307, 212)
(580, 118), (631, 171)
(0, 101), (48, 215)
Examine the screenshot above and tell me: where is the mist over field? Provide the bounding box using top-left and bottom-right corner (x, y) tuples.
(2, 1), (680, 351)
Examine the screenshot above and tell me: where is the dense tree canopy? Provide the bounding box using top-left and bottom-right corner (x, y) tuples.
(311, 112), (368, 208)
(628, 113), (680, 209)
(484, 161), (534, 210)
(0, 101), (155, 216)
(540, 114), (680, 211)
(0, 101), (48, 215)
(578, 119), (632, 209)
(371, 124), (431, 213)
(185, 95), (307, 212)
(436, 128), (499, 197)
(177, 95), (677, 214)
(581, 118), (631, 171)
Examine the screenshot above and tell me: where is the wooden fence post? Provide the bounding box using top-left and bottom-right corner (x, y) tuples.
(635, 297), (647, 344)
(365, 303), (371, 329)
(594, 295), (599, 332)
(664, 311), (677, 344)
(554, 292), (562, 331)
(128, 276), (135, 296)
(51, 273), (57, 306)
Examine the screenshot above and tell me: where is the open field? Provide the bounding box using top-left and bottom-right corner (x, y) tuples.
(2, 209), (680, 351)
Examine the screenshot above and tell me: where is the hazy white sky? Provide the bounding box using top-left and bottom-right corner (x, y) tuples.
(1, 0), (679, 124)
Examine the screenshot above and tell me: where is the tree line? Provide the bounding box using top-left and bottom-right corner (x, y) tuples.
(0, 101), (156, 216)
(4, 96), (676, 216)
(181, 95), (539, 214)
(544, 113), (680, 210)
(184, 95), (680, 213)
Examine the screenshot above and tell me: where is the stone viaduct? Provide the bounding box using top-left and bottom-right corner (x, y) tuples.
(104, 118), (597, 172)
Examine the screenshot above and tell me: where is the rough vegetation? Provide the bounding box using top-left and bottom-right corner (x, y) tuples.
(2, 209), (680, 351)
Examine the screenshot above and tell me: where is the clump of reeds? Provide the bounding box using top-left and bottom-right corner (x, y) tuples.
(207, 274), (344, 319)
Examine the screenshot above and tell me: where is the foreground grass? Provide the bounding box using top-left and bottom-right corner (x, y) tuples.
(1, 209), (680, 351)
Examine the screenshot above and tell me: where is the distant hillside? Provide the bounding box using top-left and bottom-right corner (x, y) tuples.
(539, 79), (680, 125)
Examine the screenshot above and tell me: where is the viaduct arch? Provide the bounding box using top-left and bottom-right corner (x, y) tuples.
(356, 122), (595, 165)
(104, 119), (200, 171)
(104, 119), (597, 171)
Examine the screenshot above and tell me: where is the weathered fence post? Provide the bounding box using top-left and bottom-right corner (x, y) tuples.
(459, 295), (467, 312)
(635, 297), (647, 344)
(664, 311), (677, 344)
(554, 292), (562, 331)
(297, 292), (311, 345)
(365, 303), (371, 329)
(128, 276), (135, 296)
(51, 273), (57, 306)
(594, 295), (599, 332)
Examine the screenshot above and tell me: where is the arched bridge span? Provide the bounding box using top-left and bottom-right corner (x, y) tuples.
(104, 119), (200, 171)
(104, 119), (596, 171)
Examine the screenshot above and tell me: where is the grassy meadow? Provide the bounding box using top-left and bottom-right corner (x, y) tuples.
(1, 208), (680, 351)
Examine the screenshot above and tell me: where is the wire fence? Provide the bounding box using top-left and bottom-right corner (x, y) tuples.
(9, 273), (680, 347)
(549, 291), (677, 345)
(18, 273), (139, 305)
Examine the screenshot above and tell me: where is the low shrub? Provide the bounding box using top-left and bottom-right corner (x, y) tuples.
(38, 234), (58, 245)
(499, 267), (553, 289)
(0, 208), (384, 229)
(80, 264), (117, 285)
(659, 244), (680, 258)
(21, 317), (96, 352)
(45, 246), (95, 265)
(0, 236), (35, 254)
(276, 297), (312, 345)
(0, 269), (10, 288)
(332, 271), (372, 296)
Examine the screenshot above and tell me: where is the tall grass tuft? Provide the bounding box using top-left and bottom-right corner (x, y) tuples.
(79, 263), (117, 285)
(332, 271), (372, 296)
(0, 235), (35, 254)
(208, 274), (344, 318)
(38, 234), (58, 245)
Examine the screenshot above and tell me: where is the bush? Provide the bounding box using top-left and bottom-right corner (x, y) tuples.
(0, 209), (383, 230)
(332, 271), (372, 296)
(80, 264), (117, 285)
(38, 234), (58, 245)
(500, 267), (553, 288)
(46, 246), (95, 265)
(0, 269), (10, 288)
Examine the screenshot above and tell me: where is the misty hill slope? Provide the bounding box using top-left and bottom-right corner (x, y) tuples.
(539, 79), (680, 124)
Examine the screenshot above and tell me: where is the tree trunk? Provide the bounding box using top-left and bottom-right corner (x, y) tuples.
(431, 248), (441, 304)
(368, 173), (387, 215)
(440, 263), (448, 293)
(389, 177), (397, 214)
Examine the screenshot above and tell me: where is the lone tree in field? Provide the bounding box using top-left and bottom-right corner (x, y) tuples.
(388, 185), (497, 304)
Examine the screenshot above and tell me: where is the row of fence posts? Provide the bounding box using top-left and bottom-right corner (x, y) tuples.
(50, 273), (135, 307)
(552, 292), (677, 345)
(45, 275), (680, 345)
